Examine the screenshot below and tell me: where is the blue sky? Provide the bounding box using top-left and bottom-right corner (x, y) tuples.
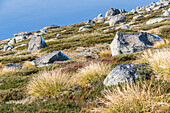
(0, 0), (158, 40)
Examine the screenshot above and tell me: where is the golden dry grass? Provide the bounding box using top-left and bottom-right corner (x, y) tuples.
(23, 61), (36, 68)
(73, 62), (112, 86)
(142, 48), (170, 80)
(93, 81), (169, 113)
(27, 71), (73, 97)
(153, 39), (170, 48)
(100, 50), (112, 57)
(0, 67), (20, 76)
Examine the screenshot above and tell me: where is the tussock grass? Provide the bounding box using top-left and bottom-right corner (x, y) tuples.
(100, 50), (112, 57)
(27, 71), (73, 97)
(154, 39), (170, 48)
(142, 48), (170, 80)
(94, 80), (170, 113)
(23, 61), (35, 68)
(0, 67), (20, 76)
(73, 62), (112, 86)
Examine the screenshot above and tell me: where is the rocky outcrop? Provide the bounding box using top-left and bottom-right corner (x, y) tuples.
(103, 63), (151, 86)
(14, 32), (32, 43)
(109, 15), (126, 26)
(110, 32), (162, 56)
(146, 17), (170, 24)
(105, 8), (126, 17)
(28, 33), (48, 51)
(34, 51), (71, 65)
(93, 14), (105, 23)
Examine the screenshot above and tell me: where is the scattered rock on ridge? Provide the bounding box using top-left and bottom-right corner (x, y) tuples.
(146, 17), (170, 24)
(28, 33), (48, 51)
(43, 25), (60, 30)
(33, 51), (71, 65)
(109, 15), (126, 26)
(8, 38), (16, 45)
(86, 20), (95, 24)
(79, 25), (93, 31)
(3, 45), (14, 51)
(105, 8), (126, 17)
(5, 63), (22, 69)
(133, 15), (144, 19)
(14, 32), (32, 43)
(110, 32), (162, 56)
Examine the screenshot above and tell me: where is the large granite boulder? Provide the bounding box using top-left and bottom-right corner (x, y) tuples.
(110, 32), (162, 56)
(103, 63), (151, 86)
(34, 51), (71, 65)
(28, 33), (48, 51)
(103, 64), (136, 86)
(146, 17), (170, 24)
(109, 15), (126, 26)
(105, 8), (126, 17)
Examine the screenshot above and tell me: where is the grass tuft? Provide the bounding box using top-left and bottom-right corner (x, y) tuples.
(142, 48), (170, 80)
(73, 62), (112, 86)
(93, 80), (169, 113)
(27, 71), (73, 97)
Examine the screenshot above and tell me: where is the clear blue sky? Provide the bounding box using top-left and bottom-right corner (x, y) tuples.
(0, 0), (158, 40)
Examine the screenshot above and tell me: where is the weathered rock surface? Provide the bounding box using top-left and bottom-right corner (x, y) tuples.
(56, 34), (62, 37)
(8, 38), (16, 45)
(79, 25), (93, 31)
(43, 25), (60, 30)
(34, 51), (71, 65)
(103, 64), (136, 86)
(110, 32), (162, 56)
(146, 17), (170, 24)
(86, 20), (95, 24)
(28, 33), (48, 51)
(14, 32), (32, 43)
(3, 45), (14, 51)
(115, 25), (130, 30)
(5, 63), (22, 69)
(103, 63), (151, 86)
(109, 15), (126, 26)
(163, 10), (170, 16)
(133, 15), (144, 19)
(105, 8), (126, 17)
